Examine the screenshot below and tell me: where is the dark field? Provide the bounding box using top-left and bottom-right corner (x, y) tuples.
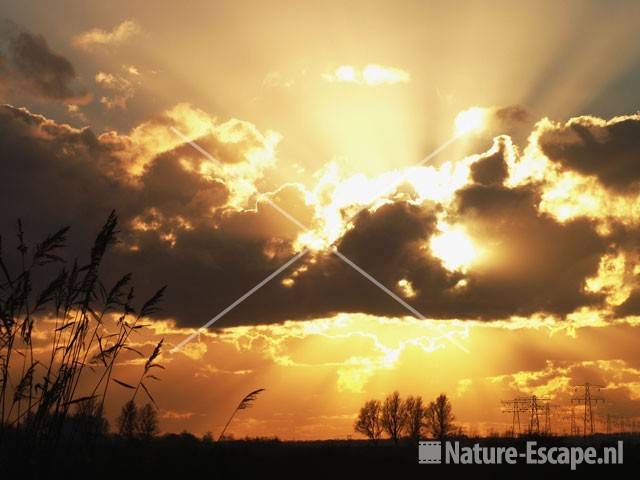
(2, 433), (639, 476)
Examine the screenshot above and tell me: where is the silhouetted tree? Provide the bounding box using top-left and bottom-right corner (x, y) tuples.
(354, 399), (383, 443)
(426, 393), (455, 439)
(136, 403), (159, 439)
(381, 391), (404, 446)
(403, 395), (426, 440)
(117, 400), (138, 437)
(74, 397), (109, 437)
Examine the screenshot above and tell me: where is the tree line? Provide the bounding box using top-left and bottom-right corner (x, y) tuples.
(65, 397), (159, 439)
(354, 391), (455, 444)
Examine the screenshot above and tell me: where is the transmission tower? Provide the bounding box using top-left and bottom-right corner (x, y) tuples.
(571, 383), (605, 436)
(571, 405), (579, 435)
(516, 395), (550, 435)
(561, 405), (579, 435)
(501, 398), (527, 436)
(542, 402), (559, 435)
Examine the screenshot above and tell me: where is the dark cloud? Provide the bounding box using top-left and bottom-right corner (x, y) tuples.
(495, 105), (531, 125)
(447, 183), (607, 318)
(244, 201), (457, 324)
(0, 104), (634, 329)
(239, 176), (609, 323)
(277, 183), (607, 322)
(0, 104), (309, 326)
(0, 105), (125, 237)
(538, 114), (640, 192)
(616, 291), (640, 317)
(0, 24), (89, 103)
(139, 153), (230, 219)
(469, 137), (509, 186)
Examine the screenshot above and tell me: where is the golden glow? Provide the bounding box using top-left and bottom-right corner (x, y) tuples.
(507, 117), (640, 231)
(430, 223), (480, 272)
(214, 313), (470, 393)
(11, 1), (640, 442)
(294, 157), (475, 252)
(405, 159), (473, 204)
(294, 165), (407, 250)
(454, 107), (489, 135)
(397, 279), (417, 298)
(101, 103), (281, 209)
(585, 252), (634, 306)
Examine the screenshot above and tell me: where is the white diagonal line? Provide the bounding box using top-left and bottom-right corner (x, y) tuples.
(416, 133), (462, 167)
(171, 126), (218, 162)
(172, 126), (312, 232)
(170, 127), (469, 353)
(330, 247), (428, 319)
(170, 248), (309, 353)
(257, 193), (310, 231)
(338, 132), (462, 233)
(331, 247), (469, 353)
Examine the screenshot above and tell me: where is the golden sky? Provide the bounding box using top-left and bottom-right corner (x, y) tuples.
(2, 0), (640, 439)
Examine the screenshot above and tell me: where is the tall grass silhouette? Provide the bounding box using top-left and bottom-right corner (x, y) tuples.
(0, 211), (166, 465)
(219, 388), (265, 441)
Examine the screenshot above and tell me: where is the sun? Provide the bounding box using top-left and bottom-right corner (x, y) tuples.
(454, 107), (488, 135)
(430, 224), (480, 272)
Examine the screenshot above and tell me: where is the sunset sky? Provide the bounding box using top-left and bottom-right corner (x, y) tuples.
(2, 0), (640, 439)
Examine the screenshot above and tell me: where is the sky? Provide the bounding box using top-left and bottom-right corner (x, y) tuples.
(2, 0), (640, 439)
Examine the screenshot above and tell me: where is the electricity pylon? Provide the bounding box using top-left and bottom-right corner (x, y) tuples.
(571, 405), (579, 435)
(542, 402), (559, 435)
(561, 406), (579, 435)
(571, 382), (605, 436)
(516, 395), (550, 435)
(501, 398), (527, 436)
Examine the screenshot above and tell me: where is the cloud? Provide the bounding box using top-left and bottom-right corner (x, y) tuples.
(322, 64), (410, 85)
(1, 103), (639, 328)
(95, 70), (138, 109)
(469, 137), (510, 186)
(449, 184), (606, 317)
(0, 25), (90, 103)
(72, 20), (142, 50)
(617, 291), (640, 317)
(0, 103), (297, 326)
(160, 410), (196, 421)
(537, 114), (640, 193)
(481, 359), (640, 417)
(274, 174), (606, 322)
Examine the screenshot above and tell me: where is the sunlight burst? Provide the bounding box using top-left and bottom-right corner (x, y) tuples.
(430, 224), (480, 272)
(454, 107), (488, 135)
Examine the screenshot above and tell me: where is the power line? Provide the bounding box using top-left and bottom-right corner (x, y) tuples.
(571, 383), (605, 436)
